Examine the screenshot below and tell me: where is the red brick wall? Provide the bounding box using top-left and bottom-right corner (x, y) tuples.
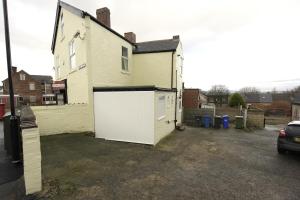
(2, 70), (44, 106)
(183, 89), (200, 109)
(250, 103), (271, 110)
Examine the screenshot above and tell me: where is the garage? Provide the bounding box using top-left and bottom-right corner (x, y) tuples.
(93, 86), (176, 145)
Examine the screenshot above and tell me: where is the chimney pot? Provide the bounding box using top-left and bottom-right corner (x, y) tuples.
(12, 66), (17, 73)
(124, 32), (136, 43)
(96, 7), (111, 28)
(173, 35), (180, 40)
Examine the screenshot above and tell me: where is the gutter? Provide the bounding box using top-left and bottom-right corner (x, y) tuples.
(93, 86), (176, 92)
(133, 49), (176, 54)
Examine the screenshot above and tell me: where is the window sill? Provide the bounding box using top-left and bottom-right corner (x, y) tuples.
(79, 64), (86, 70)
(121, 70), (130, 75)
(69, 68), (78, 74)
(157, 116), (166, 121)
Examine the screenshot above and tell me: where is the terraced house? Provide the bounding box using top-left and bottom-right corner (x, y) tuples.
(48, 1), (184, 145)
(2, 67), (52, 107)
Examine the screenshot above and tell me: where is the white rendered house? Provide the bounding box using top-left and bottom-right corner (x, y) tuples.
(51, 1), (184, 145)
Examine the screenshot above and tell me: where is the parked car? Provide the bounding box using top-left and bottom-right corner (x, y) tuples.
(277, 121), (300, 154)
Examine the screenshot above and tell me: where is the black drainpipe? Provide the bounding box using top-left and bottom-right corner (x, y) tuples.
(174, 69), (178, 126)
(171, 51), (177, 126)
(171, 51), (174, 89)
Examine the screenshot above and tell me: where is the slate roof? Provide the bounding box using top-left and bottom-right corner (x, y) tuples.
(243, 93), (260, 103)
(272, 93), (291, 102)
(292, 93), (300, 104)
(31, 75), (53, 84)
(133, 39), (179, 54)
(259, 93), (273, 103)
(244, 93), (272, 103)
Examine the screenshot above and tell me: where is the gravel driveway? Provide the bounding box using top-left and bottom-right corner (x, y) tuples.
(36, 126), (300, 200)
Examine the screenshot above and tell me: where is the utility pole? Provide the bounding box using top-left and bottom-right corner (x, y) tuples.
(2, 0), (21, 163)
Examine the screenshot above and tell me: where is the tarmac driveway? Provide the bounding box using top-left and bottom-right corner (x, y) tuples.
(36, 126), (300, 200)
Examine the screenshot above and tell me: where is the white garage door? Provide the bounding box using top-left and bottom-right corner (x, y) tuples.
(93, 91), (155, 144)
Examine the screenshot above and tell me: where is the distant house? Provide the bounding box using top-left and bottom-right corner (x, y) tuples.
(272, 93), (291, 103)
(271, 93), (292, 116)
(183, 88), (207, 109)
(206, 94), (229, 107)
(2, 67), (53, 106)
(292, 93), (300, 120)
(0, 86), (3, 94)
(243, 93), (272, 110)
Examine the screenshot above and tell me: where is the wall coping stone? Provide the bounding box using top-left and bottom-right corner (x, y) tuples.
(20, 106), (37, 129)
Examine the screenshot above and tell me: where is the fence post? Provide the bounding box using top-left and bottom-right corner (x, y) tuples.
(20, 106), (42, 194)
(243, 109), (247, 128)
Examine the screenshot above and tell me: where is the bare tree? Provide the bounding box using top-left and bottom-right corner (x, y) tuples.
(292, 86), (300, 92)
(239, 87), (260, 95)
(271, 87), (278, 95)
(207, 85), (229, 107)
(208, 85), (229, 95)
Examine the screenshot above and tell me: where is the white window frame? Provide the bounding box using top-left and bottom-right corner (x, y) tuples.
(29, 96), (36, 103)
(60, 12), (64, 38)
(29, 83), (35, 91)
(20, 73), (26, 80)
(69, 40), (76, 70)
(57, 66), (61, 79)
(55, 56), (61, 78)
(121, 46), (129, 72)
(157, 95), (166, 120)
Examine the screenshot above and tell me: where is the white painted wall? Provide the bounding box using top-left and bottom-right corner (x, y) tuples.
(53, 8), (90, 104)
(132, 52), (172, 88)
(292, 104), (300, 120)
(94, 91), (155, 144)
(154, 92), (176, 144)
(89, 19), (133, 87)
(32, 104), (93, 136)
(54, 8), (88, 80)
(22, 127), (41, 194)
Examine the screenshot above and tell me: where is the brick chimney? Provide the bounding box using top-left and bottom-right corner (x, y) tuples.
(12, 66), (17, 73)
(124, 32), (136, 43)
(173, 35), (180, 40)
(96, 7), (111, 28)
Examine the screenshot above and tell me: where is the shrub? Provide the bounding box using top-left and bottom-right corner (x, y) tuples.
(229, 93), (245, 107)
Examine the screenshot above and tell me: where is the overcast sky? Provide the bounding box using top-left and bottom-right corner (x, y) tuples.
(1, 0), (300, 91)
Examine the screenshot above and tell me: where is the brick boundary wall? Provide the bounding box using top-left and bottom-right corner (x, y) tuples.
(215, 107), (241, 123)
(183, 108), (214, 126)
(247, 109), (265, 128)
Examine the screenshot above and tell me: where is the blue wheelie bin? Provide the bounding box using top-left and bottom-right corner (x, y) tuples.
(222, 115), (229, 129)
(202, 115), (211, 128)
